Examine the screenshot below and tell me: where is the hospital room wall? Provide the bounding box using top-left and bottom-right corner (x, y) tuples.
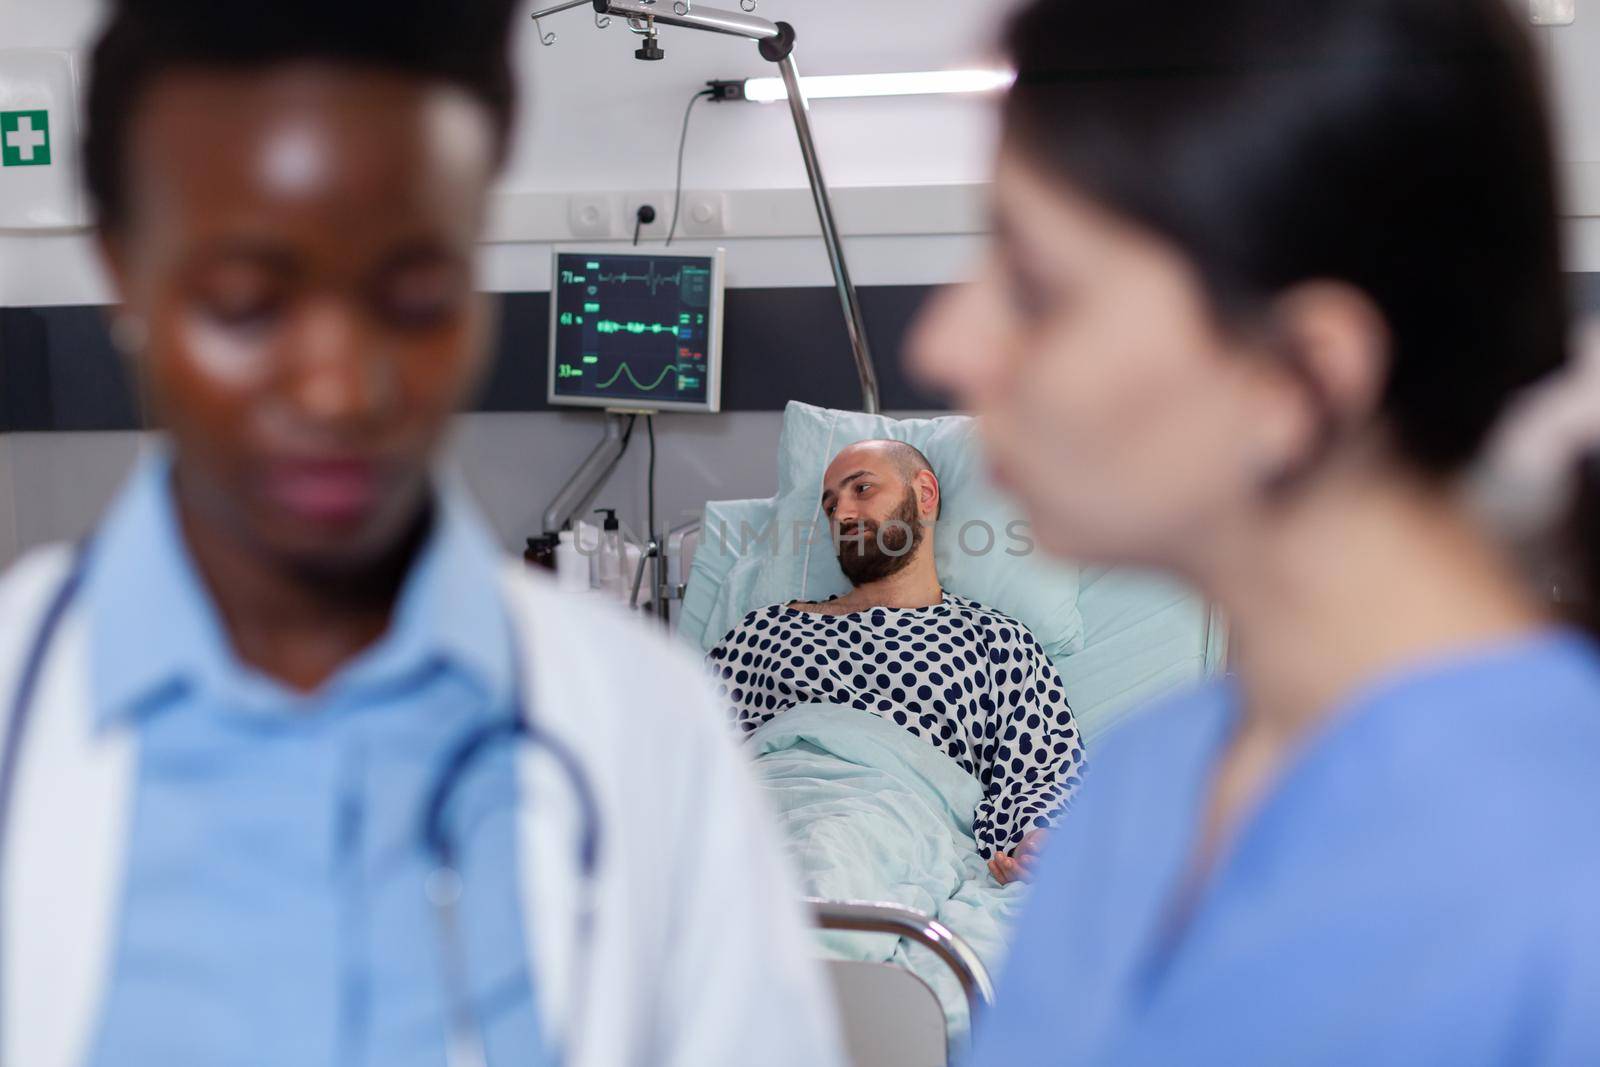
(0, 410), (936, 565)
(0, 0), (1008, 306)
(0, 0), (995, 567)
(5, 0), (1600, 571)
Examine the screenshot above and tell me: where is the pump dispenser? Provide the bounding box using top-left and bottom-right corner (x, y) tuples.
(593, 508), (627, 596)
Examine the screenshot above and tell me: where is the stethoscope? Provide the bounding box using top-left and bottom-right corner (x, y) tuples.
(0, 544), (603, 1067)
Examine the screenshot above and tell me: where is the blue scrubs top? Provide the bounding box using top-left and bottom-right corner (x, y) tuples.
(79, 457), (545, 1067)
(970, 631), (1600, 1066)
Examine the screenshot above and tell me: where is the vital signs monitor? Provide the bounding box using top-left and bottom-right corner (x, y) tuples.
(547, 248), (725, 412)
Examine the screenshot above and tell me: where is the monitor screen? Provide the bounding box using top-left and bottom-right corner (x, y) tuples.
(546, 249), (724, 412)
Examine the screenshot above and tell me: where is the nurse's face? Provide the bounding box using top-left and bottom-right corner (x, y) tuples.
(102, 64), (497, 571)
(907, 147), (1304, 569)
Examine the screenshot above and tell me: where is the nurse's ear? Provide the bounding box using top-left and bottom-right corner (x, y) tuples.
(1248, 281), (1393, 490)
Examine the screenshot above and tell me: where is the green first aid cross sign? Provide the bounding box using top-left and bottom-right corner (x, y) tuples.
(2, 110), (51, 167)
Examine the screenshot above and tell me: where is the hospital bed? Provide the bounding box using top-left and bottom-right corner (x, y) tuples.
(674, 401), (1228, 1065)
(812, 899), (993, 1067)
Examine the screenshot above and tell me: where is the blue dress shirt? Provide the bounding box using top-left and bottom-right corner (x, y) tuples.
(81, 457), (545, 1067)
(969, 631), (1600, 1066)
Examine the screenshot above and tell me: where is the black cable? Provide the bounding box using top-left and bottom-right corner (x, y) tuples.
(665, 89), (714, 247)
(633, 205), (656, 247)
(645, 414), (657, 545)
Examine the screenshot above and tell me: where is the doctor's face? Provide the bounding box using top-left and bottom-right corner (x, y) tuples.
(907, 148), (1288, 569)
(103, 64), (497, 571)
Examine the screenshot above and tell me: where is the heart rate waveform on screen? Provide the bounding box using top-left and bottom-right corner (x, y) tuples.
(551, 252), (718, 408)
(595, 362), (679, 392)
(561, 262), (712, 304)
(594, 267), (687, 297)
(594, 319), (682, 336)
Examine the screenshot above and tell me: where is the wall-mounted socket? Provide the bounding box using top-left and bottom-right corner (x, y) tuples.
(623, 191), (671, 240)
(1529, 0), (1576, 25)
(566, 193), (614, 238)
(677, 191), (729, 237)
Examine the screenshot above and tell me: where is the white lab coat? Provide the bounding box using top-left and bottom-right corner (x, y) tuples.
(0, 545), (846, 1067)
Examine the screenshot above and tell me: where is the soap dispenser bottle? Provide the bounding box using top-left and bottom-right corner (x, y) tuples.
(593, 508), (626, 596)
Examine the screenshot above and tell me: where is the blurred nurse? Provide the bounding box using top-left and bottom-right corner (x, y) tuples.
(911, 0), (1600, 1062)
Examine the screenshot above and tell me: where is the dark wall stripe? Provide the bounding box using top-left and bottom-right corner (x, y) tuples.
(1, 303), (145, 432)
(0, 285), (948, 432)
(477, 285), (950, 414)
(5, 275), (1600, 432)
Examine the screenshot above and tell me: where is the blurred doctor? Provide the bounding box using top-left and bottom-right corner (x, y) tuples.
(912, 0), (1600, 1062)
(0, 2), (842, 1065)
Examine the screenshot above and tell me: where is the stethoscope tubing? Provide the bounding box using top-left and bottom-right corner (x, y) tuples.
(0, 552), (90, 864)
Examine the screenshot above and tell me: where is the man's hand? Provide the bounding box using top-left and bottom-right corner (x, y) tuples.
(988, 829), (1050, 886)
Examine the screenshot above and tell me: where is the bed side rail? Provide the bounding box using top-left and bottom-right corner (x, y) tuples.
(807, 898), (997, 1019)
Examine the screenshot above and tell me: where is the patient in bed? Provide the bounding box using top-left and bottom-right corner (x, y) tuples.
(707, 440), (1085, 884)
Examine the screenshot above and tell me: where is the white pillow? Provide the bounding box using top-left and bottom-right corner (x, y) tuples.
(717, 402), (1085, 660)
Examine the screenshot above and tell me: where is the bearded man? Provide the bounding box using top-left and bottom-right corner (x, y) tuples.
(706, 440), (1085, 884)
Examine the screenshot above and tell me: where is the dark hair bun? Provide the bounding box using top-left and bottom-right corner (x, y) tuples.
(1002, 0), (1568, 479)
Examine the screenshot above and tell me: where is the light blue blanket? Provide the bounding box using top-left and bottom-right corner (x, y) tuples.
(747, 702), (1029, 1044)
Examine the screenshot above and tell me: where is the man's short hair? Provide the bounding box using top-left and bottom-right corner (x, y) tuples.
(869, 439), (941, 521)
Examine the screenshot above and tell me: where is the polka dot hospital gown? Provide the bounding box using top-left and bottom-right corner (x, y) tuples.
(707, 592), (1085, 858)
